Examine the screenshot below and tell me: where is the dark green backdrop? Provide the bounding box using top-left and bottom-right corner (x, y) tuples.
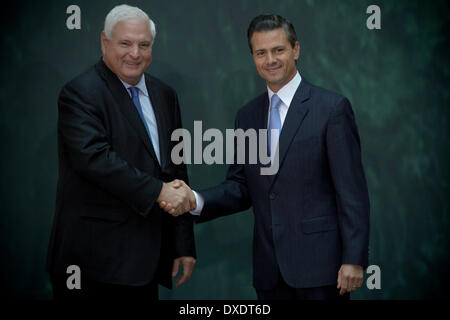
(1, 0), (449, 300)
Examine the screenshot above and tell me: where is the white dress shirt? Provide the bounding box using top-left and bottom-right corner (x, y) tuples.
(190, 71), (302, 215)
(119, 75), (161, 164)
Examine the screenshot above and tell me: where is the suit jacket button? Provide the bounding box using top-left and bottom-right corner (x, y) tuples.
(269, 192), (276, 200)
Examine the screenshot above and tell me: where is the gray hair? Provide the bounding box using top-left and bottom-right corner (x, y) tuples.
(104, 4), (156, 43)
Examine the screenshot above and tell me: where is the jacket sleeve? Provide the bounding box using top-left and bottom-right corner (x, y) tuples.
(196, 114), (252, 223)
(58, 83), (162, 217)
(326, 97), (370, 268)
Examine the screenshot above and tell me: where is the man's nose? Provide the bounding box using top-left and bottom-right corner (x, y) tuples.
(129, 44), (140, 58)
(266, 52), (276, 65)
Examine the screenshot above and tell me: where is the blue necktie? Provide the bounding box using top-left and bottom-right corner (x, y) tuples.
(128, 87), (160, 163)
(268, 94), (282, 157)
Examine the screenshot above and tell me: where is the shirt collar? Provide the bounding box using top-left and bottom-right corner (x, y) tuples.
(267, 71), (302, 108)
(118, 74), (149, 97)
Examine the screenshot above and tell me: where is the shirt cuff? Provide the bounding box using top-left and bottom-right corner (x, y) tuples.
(190, 190), (204, 215)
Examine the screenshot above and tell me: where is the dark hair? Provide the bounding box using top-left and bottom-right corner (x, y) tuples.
(247, 14), (298, 53)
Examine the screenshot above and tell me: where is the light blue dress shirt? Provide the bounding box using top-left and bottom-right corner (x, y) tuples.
(119, 75), (161, 165)
(190, 71), (302, 215)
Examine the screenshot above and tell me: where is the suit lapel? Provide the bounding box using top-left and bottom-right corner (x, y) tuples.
(257, 95), (269, 132)
(254, 94), (272, 185)
(146, 75), (169, 170)
(96, 59), (160, 167)
(268, 80), (311, 187)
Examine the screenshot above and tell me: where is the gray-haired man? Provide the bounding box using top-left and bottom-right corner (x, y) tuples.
(46, 4), (196, 300)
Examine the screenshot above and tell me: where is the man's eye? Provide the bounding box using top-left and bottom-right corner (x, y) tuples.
(140, 43), (150, 48)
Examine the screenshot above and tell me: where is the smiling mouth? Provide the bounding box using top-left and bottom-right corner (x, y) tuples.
(265, 66), (281, 74)
(125, 62), (141, 67)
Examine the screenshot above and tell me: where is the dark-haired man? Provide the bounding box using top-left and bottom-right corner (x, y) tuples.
(163, 14), (370, 300)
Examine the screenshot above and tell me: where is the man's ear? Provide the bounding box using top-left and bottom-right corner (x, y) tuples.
(294, 41), (300, 60)
(100, 31), (108, 56)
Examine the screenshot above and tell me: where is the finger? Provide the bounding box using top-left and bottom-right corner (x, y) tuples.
(189, 199), (196, 211)
(181, 204), (189, 215)
(351, 277), (360, 290)
(176, 179), (187, 187)
(358, 273), (364, 287)
(172, 179), (183, 188)
(183, 200), (191, 214)
(170, 206), (180, 216)
(160, 202), (172, 211)
(350, 272), (361, 289)
(174, 208), (183, 217)
(357, 278), (364, 288)
(188, 192), (196, 210)
(340, 275), (349, 295)
(172, 259), (180, 277)
(175, 265), (187, 287)
(177, 192), (190, 214)
(172, 202), (184, 215)
(337, 272), (341, 289)
(176, 272), (187, 287)
(176, 262), (193, 287)
(160, 202), (171, 213)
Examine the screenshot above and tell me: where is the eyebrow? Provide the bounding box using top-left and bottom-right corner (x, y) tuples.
(255, 45), (285, 52)
(118, 39), (151, 44)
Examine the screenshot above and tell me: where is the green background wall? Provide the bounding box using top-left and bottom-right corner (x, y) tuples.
(0, 0), (449, 300)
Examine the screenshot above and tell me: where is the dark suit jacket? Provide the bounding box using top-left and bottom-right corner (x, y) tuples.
(198, 79), (370, 290)
(46, 59), (196, 288)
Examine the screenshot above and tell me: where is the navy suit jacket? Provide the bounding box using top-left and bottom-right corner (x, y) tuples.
(197, 79), (370, 290)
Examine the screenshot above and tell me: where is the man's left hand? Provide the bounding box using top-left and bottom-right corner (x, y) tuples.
(337, 264), (364, 295)
(172, 256), (196, 287)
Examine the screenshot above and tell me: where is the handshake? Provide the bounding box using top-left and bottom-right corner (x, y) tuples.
(157, 180), (196, 216)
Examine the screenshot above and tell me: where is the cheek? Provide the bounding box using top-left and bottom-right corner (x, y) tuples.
(114, 48), (128, 59)
(255, 61), (264, 72)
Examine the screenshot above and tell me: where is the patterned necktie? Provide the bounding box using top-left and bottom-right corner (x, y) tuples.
(128, 86), (160, 163)
(268, 94), (282, 157)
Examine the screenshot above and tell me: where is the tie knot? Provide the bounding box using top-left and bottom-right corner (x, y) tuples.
(129, 86), (139, 98)
(271, 94), (281, 110)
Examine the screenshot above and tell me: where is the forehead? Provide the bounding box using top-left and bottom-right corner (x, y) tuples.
(251, 28), (290, 50)
(111, 18), (152, 40)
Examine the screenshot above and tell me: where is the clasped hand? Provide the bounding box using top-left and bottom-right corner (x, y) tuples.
(157, 179), (196, 216)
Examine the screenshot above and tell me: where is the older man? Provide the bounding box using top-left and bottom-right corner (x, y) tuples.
(46, 4), (196, 300)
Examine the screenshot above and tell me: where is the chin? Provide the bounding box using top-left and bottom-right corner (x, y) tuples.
(267, 76), (283, 84)
(124, 71), (142, 79)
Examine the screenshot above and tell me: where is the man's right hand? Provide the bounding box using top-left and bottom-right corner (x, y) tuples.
(157, 180), (196, 216)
